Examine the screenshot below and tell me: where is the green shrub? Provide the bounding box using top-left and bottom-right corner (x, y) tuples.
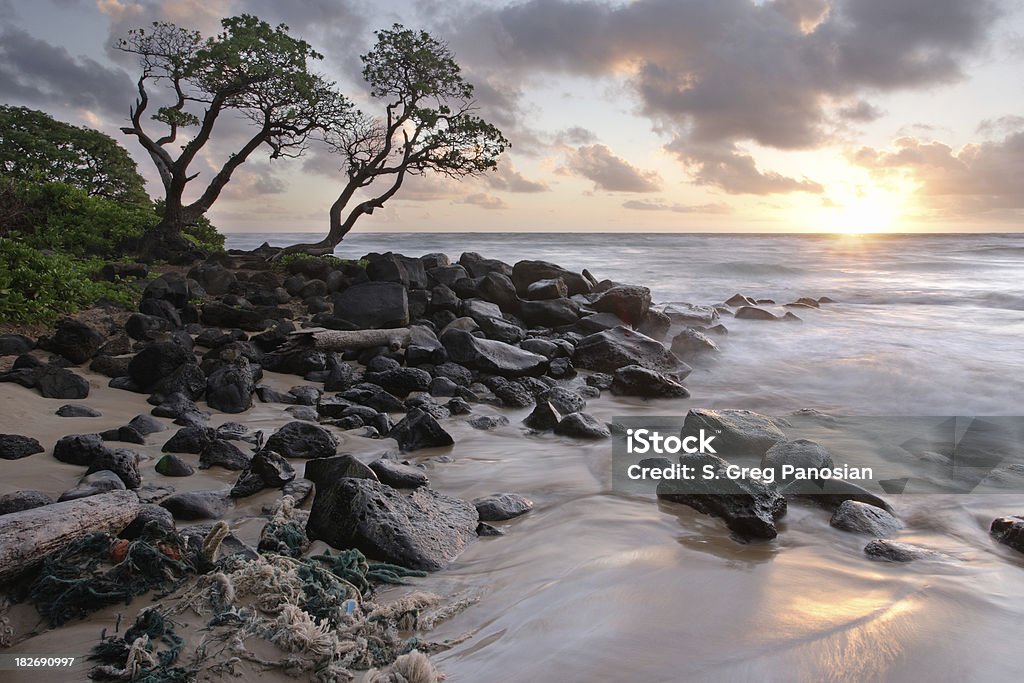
(0, 239), (137, 323)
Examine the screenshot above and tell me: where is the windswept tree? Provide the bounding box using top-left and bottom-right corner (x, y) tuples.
(284, 25), (509, 255)
(118, 14), (351, 257)
(0, 105), (149, 206)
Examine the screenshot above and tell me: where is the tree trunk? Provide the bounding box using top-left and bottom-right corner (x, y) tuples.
(0, 490), (141, 582)
(292, 327), (413, 351)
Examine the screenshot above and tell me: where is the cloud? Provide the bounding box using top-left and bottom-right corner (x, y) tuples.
(852, 132), (1024, 215)
(977, 115), (1024, 137)
(562, 144), (662, 193)
(451, 0), (1002, 193)
(622, 199), (732, 214)
(668, 142), (824, 195)
(457, 192), (507, 210)
(554, 126), (599, 146)
(483, 162), (548, 193)
(0, 28), (132, 118)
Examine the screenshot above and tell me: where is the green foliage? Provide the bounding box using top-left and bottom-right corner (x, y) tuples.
(0, 239), (138, 323)
(152, 200), (225, 252)
(0, 106), (150, 206)
(272, 252), (367, 272)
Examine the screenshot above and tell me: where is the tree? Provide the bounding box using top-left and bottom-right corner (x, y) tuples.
(118, 14), (352, 257)
(0, 105), (150, 206)
(284, 25), (509, 255)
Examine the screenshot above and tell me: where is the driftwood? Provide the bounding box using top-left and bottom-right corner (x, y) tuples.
(290, 327), (413, 351)
(0, 490), (140, 581)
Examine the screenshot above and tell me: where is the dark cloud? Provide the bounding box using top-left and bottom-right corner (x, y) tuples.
(562, 144), (661, 193)
(483, 162), (548, 193)
(668, 142), (823, 195)
(852, 132), (1024, 215)
(457, 192), (507, 209)
(622, 199), (732, 214)
(452, 0), (1002, 193)
(554, 126), (599, 146)
(837, 100), (884, 122)
(0, 28), (132, 118)
(976, 115), (1024, 137)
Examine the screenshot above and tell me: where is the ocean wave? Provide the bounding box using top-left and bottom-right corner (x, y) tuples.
(711, 261), (807, 276)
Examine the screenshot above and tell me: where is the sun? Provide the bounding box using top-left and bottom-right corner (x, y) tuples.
(831, 195), (898, 234)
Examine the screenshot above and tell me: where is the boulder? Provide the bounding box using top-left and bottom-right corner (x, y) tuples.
(526, 278), (567, 300)
(306, 478), (478, 571)
(56, 404), (102, 418)
(657, 453), (787, 540)
(991, 516), (1024, 554)
(519, 298), (580, 327)
(249, 449), (296, 487)
(591, 285), (651, 327)
(0, 434), (44, 460)
(99, 425), (146, 445)
(637, 309), (671, 340)
(830, 500), (902, 536)
(680, 409), (785, 458)
(477, 272), (520, 313)
(199, 302), (269, 331)
(155, 454), (195, 477)
(573, 312), (628, 336)
(663, 303), (719, 326)
(761, 439), (833, 483)
(554, 412), (610, 439)
(864, 539), (940, 562)
(725, 293), (757, 307)
(522, 401), (563, 431)
(151, 362), (206, 401)
(162, 425), (218, 454)
(441, 328), (547, 378)
(199, 439), (251, 470)
(121, 504), (176, 540)
(574, 326), (686, 374)
(47, 318), (105, 364)
(468, 415), (510, 430)
(459, 252), (513, 279)
(339, 383), (406, 413)
(128, 342), (193, 390)
(333, 282), (409, 329)
(304, 453), (377, 486)
(0, 334), (34, 356)
(481, 376), (534, 408)
(0, 490), (54, 515)
(35, 365), (90, 399)
(369, 459), (429, 489)
(390, 408), (454, 452)
(160, 490), (230, 521)
(265, 421), (338, 459)
(670, 328), (720, 359)
(511, 260), (591, 296)
(735, 306), (778, 321)
(125, 313), (169, 341)
(86, 448), (142, 488)
(365, 367), (432, 397)
(780, 479), (894, 514)
(59, 470), (126, 501)
(53, 433), (108, 466)
(128, 414), (167, 436)
(205, 359), (256, 413)
(610, 365), (690, 398)
(473, 493), (533, 521)
(143, 272), (191, 308)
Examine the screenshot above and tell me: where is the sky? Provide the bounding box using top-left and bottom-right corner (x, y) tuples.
(1, 0), (1023, 234)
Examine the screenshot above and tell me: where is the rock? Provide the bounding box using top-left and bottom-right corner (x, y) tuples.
(155, 454), (195, 477)
(339, 383), (405, 413)
(477, 272), (520, 313)
(433, 361), (474, 387)
(306, 478), (478, 571)
(780, 479), (894, 515)
(90, 355), (131, 378)
(864, 539), (940, 562)
(554, 412), (610, 439)
(459, 252), (513, 279)
(365, 367), (432, 397)
(637, 309), (671, 340)
(657, 453), (787, 540)
(512, 260), (591, 296)
(591, 285), (651, 327)
(53, 433), (108, 466)
(735, 306), (778, 321)
(55, 404), (102, 418)
(610, 365), (690, 398)
(160, 490), (230, 521)
(429, 376), (459, 397)
(188, 263), (237, 296)
(128, 414), (167, 435)
(991, 516), (1024, 554)
(441, 328), (547, 378)
(573, 312), (629, 336)
(249, 450), (295, 487)
(468, 415), (510, 430)
(285, 405), (319, 422)
(390, 408), (454, 452)
(762, 440), (834, 483)
(526, 278), (567, 300)
(725, 293), (756, 307)
(151, 362), (206, 401)
(681, 409), (786, 458)
(519, 338), (560, 359)
(830, 500), (901, 536)
(473, 493), (533, 521)
(121, 504), (176, 540)
(0, 434), (44, 460)
(585, 372), (614, 390)
(445, 397), (472, 415)
(0, 367), (37, 389)
(199, 439), (251, 470)
(205, 359), (255, 413)
(128, 342), (193, 390)
(782, 312), (802, 322)
(262, 348), (327, 376)
(663, 303), (719, 326)
(0, 490), (54, 515)
(138, 298), (183, 328)
(162, 425), (217, 454)
(125, 313), (169, 341)
(427, 265), (470, 288)
(59, 470), (126, 501)
(99, 425), (146, 445)
(481, 376), (534, 408)
(86, 448), (141, 488)
(216, 422), (262, 445)
(369, 459), (429, 488)
(670, 328), (720, 359)
(304, 453), (377, 486)
(35, 365), (90, 399)
(200, 302), (272, 331)
(522, 401), (563, 431)
(265, 421), (338, 459)
(540, 386), (586, 414)
(574, 326), (686, 375)
(143, 272), (191, 308)
(333, 281), (409, 329)
(47, 318), (105, 364)
(477, 522), (504, 536)
(0, 334), (34, 356)
(519, 298), (580, 327)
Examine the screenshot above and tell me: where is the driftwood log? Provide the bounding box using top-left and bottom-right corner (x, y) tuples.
(290, 327), (413, 352)
(0, 490), (141, 581)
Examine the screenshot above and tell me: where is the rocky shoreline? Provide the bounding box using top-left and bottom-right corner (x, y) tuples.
(1, 247), (1022, 679)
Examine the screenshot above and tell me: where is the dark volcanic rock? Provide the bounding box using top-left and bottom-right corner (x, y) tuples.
(86, 448), (142, 488)
(522, 401), (562, 431)
(473, 493), (533, 521)
(554, 412), (611, 439)
(188, 263), (238, 296)
(339, 383), (405, 413)
(0, 434), (45, 460)
(129, 414), (167, 436)
(99, 425), (146, 444)
(441, 328), (547, 378)
(780, 479), (894, 515)
(151, 363), (206, 400)
(304, 453), (377, 486)
(468, 415), (510, 430)
(48, 318), (105, 364)
(591, 285), (651, 327)
(574, 326), (687, 375)
(35, 365), (90, 399)
(637, 309), (671, 340)
(0, 334), (34, 356)
(670, 328), (721, 359)
(390, 408), (454, 452)
(56, 404), (102, 417)
(128, 342), (193, 390)
(610, 365), (690, 398)
(205, 359), (256, 413)
(0, 490), (54, 515)
(143, 272), (191, 308)
(121, 504), (176, 540)
(657, 453), (787, 540)
(306, 478), (478, 571)
(162, 425), (217, 454)
(526, 278), (567, 300)
(249, 449), (295, 487)
(481, 376), (534, 408)
(864, 539), (941, 562)
(519, 298), (580, 327)
(735, 306), (779, 321)
(265, 421), (338, 459)
(333, 281), (409, 329)
(681, 409), (785, 459)
(53, 433), (108, 466)
(365, 367), (432, 397)
(761, 439), (834, 483)
(477, 272), (520, 313)
(59, 470), (126, 501)
(512, 260), (591, 296)
(200, 302), (269, 331)
(830, 500), (902, 536)
(369, 459), (429, 488)
(199, 439), (251, 470)
(160, 490), (230, 521)
(125, 313), (169, 341)
(991, 516), (1024, 554)
(155, 454), (195, 477)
